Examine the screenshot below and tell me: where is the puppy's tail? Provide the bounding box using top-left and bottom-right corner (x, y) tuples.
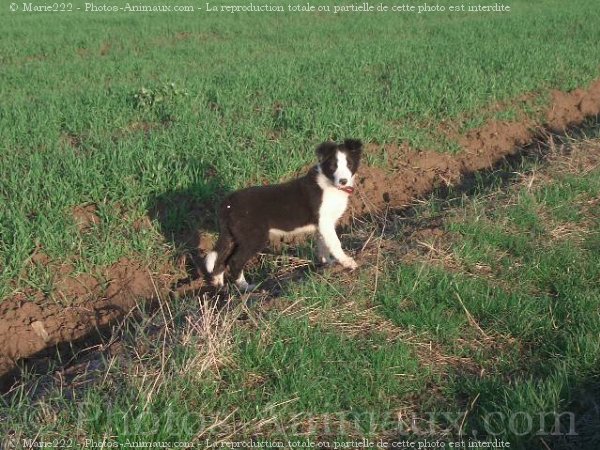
(205, 251), (218, 274)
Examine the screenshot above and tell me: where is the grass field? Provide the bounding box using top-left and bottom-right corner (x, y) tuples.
(3, 126), (599, 448)
(1, 0), (600, 448)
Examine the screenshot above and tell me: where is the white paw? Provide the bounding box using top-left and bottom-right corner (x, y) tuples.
(235, 281), (256, 293)
(319, 255), (335, 265)
(340, 257), (358, 270)
(212, 272), (225, 288)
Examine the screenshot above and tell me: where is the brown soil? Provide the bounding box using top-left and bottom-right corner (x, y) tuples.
(0, 258), (161, 389)
(72, 204), (100, 231)
(99, 42), (111, 56)
(346, 146), (464, 222)
(59, 131), (84, 150)
(112, 120), (171, 142)
(2, 79), (600, 389)
(346, 79), (600, 222)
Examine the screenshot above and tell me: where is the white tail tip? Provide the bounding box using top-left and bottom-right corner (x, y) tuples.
(205, 251), (217, 273)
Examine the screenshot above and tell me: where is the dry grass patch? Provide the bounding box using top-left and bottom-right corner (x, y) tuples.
(182, 296), (242, 381)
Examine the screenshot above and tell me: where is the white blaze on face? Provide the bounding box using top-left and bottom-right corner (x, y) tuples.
(333, 151), (353, 187)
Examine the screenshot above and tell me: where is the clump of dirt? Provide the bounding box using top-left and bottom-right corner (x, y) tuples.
(53, 272), (101, 303)
(59, 131), (84, 150)
(99, 42), (111, 56)
(457, 121), (532, 172)
(174, 31), (192, 41)
(132, 216), (152, 232)
(0, 257), (161, 390)
(547, 80), (600, 132)
(346, 146), (463, 223)
(72, 204), (100, 232)
(30, 250), (51, 266)
(112, 121), (170, 142)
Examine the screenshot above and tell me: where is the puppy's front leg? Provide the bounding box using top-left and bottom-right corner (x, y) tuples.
(318, 220), (358, 270)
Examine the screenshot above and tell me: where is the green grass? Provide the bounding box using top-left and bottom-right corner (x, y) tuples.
(2, 0), (600, 298)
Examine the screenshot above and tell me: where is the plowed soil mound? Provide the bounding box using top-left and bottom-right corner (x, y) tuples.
(2, 79), (600, 388)
(348, 80), (600, 219)
(0, 259), (163, 388)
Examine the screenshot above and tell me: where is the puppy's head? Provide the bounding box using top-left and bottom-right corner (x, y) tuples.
(316, 139), (363, 194)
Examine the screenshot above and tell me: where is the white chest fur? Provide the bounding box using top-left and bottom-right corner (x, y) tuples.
(319, 186), (349, 225)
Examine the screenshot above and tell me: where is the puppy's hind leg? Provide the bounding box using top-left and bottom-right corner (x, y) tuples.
(234, 271), (253, 292)
(227, 235), (266, 292)
(205, 229), (235, 288)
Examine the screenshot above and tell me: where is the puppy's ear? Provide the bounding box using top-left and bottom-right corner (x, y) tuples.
(344, 139), (363, 157)
(316, 141), (337, 162)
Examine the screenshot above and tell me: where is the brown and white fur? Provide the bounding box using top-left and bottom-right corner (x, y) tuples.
(205, 139), (362, 291)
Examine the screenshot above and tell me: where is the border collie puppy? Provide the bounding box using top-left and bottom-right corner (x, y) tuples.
(205, 139), (363, 291)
